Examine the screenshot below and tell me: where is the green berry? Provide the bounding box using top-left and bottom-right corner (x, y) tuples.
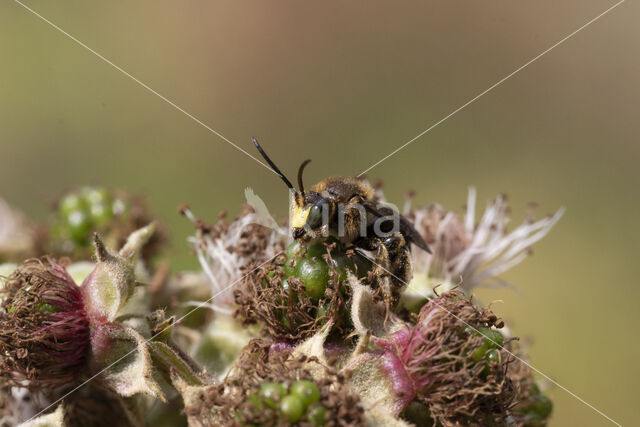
(66, 209), (92, 245)
(260, 382), (287, 409)
(289, 380), (320, 409)
(286, 241), (302, 260)
(304, 240), (328, 259)
(247, 393), (263, 411)
(331, 253), (354, 281)
(486, 349), (500, 363)
(528, 394), (553, 419)
(263, 270), (276, 287)
(59, 193), (87, 216)
(464, 325), (478, 336)
(478, 327), (504, 348)
(306, 406), (327, 425)
(471, 340), (491, 362)
(279, 394), (304, 423)
(332, 251), (371, 280)
(82, 187), (111, 206)
(481, 349), (501, 376)
(470, 327), (504, 362)
(282, 257), (298, 278)
(89, 203), (114, 225)
(297, 258), (329, 301)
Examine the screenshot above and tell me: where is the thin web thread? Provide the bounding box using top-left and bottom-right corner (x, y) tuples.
(357, 0), (625, 177)
(13, 0), (275, 176)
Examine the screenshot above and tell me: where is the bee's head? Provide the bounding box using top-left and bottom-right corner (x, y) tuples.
(289, 191), (333, 241)
(253, 137), (332, 241)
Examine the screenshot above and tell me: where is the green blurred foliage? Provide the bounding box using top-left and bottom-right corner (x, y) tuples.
(0, 1), (638, 425)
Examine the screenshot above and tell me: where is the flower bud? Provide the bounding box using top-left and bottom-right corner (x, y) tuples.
(0, 259), (89, 388)
(81, 224), (155, 323)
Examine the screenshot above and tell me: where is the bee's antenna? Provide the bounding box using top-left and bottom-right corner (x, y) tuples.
(297, 159), (312, 198)
(252, 137), (296, 192)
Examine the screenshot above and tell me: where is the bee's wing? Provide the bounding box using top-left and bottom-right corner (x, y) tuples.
(399, 215), (431, 253)
(362, 201), (431, 253)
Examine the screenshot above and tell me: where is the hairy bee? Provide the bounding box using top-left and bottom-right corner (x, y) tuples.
(253, 137), (430, 308)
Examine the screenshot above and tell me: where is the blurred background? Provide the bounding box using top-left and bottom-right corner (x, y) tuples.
(0, 1), (638, 424)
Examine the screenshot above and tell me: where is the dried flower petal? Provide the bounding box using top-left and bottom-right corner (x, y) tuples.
(407, 188), (563, 292)
(183, 205), (287, 315)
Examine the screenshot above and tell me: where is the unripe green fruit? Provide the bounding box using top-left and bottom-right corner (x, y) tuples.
(82, 187), (111, 206)
(478, 327), (504, 348)
(89, 203), (114, 225)
(281, 240), (372, 302)
(66, 209), (91, 245)
(471, 340), (492, 362)
(289, 380), (321, 409)
(486, 349), (500, 363)
(468, 326), (504, 361)
(260, 382), (287, 409)
(247, 393), (263, 410)
(59, 193), (87, 217)
(332, 252), (368, 281)
(529, 394), (553, 419)
(279, 394), (304, 423)
(307, 406), (327, 425)
(297, 258), (330, 301)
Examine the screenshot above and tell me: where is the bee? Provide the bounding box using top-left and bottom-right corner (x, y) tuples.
(253, 138), (431, 311)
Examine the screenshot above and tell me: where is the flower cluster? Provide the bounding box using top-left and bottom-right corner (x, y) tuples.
(0, 186), (560, 426)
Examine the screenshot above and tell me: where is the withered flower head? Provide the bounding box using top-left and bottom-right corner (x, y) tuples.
(233, 242), (356, 341)
(184, 339), (363, 426)
(377, 290), (517, 425)
(0, 259), (89, 388)
(183, 204), (287, 315)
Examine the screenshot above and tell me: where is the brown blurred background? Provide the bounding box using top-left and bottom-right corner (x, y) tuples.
(1, 1), (638, 425)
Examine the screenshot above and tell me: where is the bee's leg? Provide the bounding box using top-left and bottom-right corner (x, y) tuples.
(381, 233), (412, 294)
(355, 236), (390, 279)
(356, 236), (394, 321)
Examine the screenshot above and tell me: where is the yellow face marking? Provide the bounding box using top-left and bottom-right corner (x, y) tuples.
(289, 194), (310, 229)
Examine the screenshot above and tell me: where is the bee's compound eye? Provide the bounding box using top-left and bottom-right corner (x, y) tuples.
(307, 204), (323, 228)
